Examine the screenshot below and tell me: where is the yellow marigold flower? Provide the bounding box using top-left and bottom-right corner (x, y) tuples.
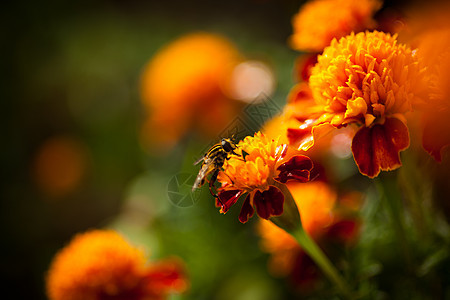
(217, 132), (313, 223)
(289, 31), (426, 178)
(289, 0), (382, 52)
(46, 230), (187, 300)
(140, 33), (242, 149)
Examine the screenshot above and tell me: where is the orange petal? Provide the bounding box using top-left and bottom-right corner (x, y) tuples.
(345, 97), (367, 119)
(351, 117), (410, 178)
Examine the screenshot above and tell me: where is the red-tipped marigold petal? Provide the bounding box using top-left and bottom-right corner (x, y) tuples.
(218, 189), (243, 213)
(352, 117), (410, 178)
(238, 194), (254, 223)
(275, 155), (313, 183)
(253, 186), (284, 220)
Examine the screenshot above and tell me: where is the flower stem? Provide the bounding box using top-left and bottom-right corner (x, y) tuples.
(293, 226), (353, 298)
(270, 184), (353, 299)
(376, 171), (412, 271)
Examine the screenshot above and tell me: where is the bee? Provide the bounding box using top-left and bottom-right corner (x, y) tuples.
(192, 138), (242, 197)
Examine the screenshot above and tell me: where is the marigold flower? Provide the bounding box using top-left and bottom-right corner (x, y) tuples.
(140, 33), (243, 149)
(288, 31), (426, 177)
(415, 27), (450, 161)
(258, 181), (360, 287)
(217, 132), (313, 223)
(289, 0), (382, 52)
(46, 230), (187, 300)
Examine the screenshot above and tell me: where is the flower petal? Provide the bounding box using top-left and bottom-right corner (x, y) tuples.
(287, 126), (314, 150)
(422, 109), (450, 162)
(254, 186), (284, 219)
(295, 53), (319, 82)
(275, 155), (313, 183)
(325, 219), (360, 243)
(352, 117), (410, 178)
(218, 189), (243, 213)
(238, 194), (254, 223)
(144, 259), (188, 294)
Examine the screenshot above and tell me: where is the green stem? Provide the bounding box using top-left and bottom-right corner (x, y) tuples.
(376, 171), (412, 271)
(399, 168), (428, 237)
(270, 184), (353, 299)
(294, 226), (353, 298)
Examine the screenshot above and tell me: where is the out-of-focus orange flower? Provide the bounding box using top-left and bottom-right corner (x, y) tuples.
(140, 33), (243, 149)
(258, 181), (360, 287)
(287, 181), (336, 238)
(288, 31), (426, 178)
(46, 230), (187, 300)
(33, 136), (89, 198)
(216, 132), (313, 223)
(289, 0), (382, 52)
(415, 27), (450, 161)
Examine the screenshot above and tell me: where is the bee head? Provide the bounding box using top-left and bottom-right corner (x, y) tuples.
(221, 138), (236, 152)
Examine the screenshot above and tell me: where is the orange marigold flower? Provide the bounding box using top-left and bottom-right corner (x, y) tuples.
(140, 33), (243, 149)
(217, 132), (313, 223)
(289, 31), (426, 178)
(289, 0), (382, 52)
(46, 230), (187, 300)
(415, 27), (450, 161)
(258, 181), (360, 287)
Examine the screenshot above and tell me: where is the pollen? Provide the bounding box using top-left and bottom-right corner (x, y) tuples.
(309, 30), (424, 127)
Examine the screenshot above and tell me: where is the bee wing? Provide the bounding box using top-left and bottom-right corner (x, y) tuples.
(192, 159), (215, 191)
(192, 165), (207, 191)
(193, 155), (205, 165)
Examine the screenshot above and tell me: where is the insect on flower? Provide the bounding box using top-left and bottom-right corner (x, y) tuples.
(192, 137), (246, 198)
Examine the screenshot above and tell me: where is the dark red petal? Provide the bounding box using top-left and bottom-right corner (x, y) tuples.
(422, 109), (450, 162)
(275, 155), (313, 183)
(253, 186), (284, 219)
(238, 194), (254, 223)
(352, 117), (410, 178)
(218, 189), (243, 213)
(325, 219), (360, 243)
(295, 53), (319, 82)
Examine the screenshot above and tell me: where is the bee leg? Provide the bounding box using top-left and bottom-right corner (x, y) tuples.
(227, 150), (248, 162)
(209, 170), (224, 206)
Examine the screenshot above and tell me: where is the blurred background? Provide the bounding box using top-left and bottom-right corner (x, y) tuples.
(1, 1), (300, 299)
(1, 0), (440, 299)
